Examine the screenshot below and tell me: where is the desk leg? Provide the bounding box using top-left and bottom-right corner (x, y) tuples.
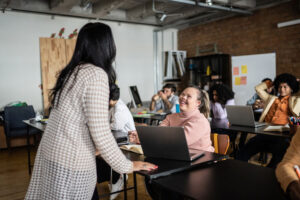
(26, 125), (31, 175)
(133, 172), (137, 200)
(123, 174), (127, 200)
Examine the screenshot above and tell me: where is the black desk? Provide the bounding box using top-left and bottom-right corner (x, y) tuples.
(132, 114), (166, 125)
(123, 150), (226, 180)
(211, 119), (290, 138)
(23, 120), (45, 175)
(153, 159), (287, 200)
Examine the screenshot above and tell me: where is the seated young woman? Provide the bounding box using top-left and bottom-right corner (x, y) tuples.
(130, 85), (214, 152)
(209, 83), (235, 120)
(129, 85), (214, 200)
(237, 73), (300, 168)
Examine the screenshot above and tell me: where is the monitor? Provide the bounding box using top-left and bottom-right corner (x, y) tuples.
(129, 86), (143, 108)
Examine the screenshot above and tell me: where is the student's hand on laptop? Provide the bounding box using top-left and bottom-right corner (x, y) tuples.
(133, 161), (158, 171)
(128, 131), (140, 144)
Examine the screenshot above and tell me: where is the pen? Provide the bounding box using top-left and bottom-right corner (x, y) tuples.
(294, 165), (300, 179)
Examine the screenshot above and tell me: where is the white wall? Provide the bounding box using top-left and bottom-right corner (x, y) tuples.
(0, 11), (170, 111)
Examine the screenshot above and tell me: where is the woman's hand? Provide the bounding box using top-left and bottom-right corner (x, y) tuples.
(128, 131), (140, 144)
(287, 181), (300, 200)
(152, 94), (160, 101)
(133, 161), (158, 171)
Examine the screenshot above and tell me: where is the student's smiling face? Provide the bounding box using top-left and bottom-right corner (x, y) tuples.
(278, 83), (292, 97)
(179, 88), (201, 112)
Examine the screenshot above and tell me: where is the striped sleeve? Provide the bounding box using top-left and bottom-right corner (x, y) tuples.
(83, 69), (133, 174)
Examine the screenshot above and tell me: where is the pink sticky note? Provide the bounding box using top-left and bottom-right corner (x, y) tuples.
(241, 76), (247, 85)
(233, 67), (239, 75)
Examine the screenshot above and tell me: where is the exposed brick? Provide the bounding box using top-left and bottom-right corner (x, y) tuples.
(178, 0), (300, 78)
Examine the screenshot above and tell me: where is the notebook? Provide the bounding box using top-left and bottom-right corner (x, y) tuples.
(226, 105), (266, 128)
(136, 126), (204, 161)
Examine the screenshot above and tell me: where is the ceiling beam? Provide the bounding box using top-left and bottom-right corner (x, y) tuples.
(161, 7), (208, 24)
(50, 0), (81, 11)
(167, 0), (252, 15)
(92, 0), (128, 17)
(213, 0), (256, 8)
(127, 1), (167, 20)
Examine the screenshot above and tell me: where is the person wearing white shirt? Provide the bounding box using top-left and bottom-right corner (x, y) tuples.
(109, 99), (135, 133)
(93, 84), (138, 200)
(150, 84), (179, 114)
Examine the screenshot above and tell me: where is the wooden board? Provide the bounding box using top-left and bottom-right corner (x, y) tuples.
(65, 39), (76, 64)
(39, 38), (76, 115)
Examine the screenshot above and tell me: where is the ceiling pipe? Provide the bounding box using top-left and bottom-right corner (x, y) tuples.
(167, 0), (252, 15)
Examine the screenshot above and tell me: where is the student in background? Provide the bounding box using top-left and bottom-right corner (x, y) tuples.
(276, 128), (300, 200)
(238, 73), (300, 168)
(209, 84), (235, 120)
(25, 22), (156, 200)
(150, 84), (179, 114)
(93, 83), (136, 200)
(246, 78), (274, 110)
(109, 83), (136, 136)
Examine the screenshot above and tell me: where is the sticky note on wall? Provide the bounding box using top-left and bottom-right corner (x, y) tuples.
(241, 65), (248, 74)
(233, 67), (239, 75)
(241, 76), (247, 85)
(235, 77), (241, 85)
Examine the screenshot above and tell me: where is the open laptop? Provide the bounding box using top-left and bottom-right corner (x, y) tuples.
(136, 126), (205, 161)
(226, 105), (266, 128)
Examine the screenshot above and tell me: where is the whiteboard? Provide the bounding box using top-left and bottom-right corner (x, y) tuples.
(231, 53), (276, 105)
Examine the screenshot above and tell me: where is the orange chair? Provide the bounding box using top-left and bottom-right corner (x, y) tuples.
(211, 133), (230, 155)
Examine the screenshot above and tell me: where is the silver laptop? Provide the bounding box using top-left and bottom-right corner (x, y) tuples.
(136, 126), (205, 161)
(226, 105), (266, 127)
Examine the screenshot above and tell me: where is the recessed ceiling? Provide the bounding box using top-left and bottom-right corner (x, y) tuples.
(0, 0), (291, 29)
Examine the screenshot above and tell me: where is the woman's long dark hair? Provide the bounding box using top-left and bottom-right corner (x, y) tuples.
(50, 22), (116, 107)
(209, 84), (234, 105)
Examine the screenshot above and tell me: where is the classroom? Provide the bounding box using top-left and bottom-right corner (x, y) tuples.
(1, 0), (300, 199)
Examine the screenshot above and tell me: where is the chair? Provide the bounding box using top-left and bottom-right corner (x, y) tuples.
(4, 105), (41, 149)
(211, 133), (230, 155)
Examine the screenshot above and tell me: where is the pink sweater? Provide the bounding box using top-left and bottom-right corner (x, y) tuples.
(160, 109), (214, 152)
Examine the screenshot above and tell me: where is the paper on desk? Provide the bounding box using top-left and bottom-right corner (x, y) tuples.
(264, 124), (290, 132)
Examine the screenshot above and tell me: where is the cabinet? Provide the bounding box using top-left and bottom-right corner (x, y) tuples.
(185, 54), (231, 90)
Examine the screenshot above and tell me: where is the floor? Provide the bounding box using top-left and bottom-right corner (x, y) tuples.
(0, 147), (152, 200)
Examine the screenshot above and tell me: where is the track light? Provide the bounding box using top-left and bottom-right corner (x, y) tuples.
(160, 14), (167, 22)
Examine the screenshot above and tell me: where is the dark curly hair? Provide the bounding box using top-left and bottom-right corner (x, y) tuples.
(274, 73), (299, 94)
(209, 84), (235, 105)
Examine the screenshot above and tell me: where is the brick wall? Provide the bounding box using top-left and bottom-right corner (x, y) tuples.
(178, 0), (300, 79)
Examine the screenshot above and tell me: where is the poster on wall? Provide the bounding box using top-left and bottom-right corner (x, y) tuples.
(231, 53), (276, 105)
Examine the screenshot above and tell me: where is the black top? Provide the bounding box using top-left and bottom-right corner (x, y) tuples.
(153, 159), (287, 200)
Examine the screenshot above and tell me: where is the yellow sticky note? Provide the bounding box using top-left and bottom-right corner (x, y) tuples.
(235, 77), (241, 85)
(241, 65), (248, 74)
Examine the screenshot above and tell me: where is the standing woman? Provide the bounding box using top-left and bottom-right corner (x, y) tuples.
(25, 23), (155, 200)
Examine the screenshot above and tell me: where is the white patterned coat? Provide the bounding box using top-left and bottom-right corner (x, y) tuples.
(25, 64), (133, 200)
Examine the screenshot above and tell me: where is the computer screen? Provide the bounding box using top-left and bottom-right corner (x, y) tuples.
(129, 86), (143, 108)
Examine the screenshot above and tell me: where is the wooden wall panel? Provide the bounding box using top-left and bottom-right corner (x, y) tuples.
(40, 38), (77, 115)
(65, 39), (76, 64)
(40, 38), (67, 114)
